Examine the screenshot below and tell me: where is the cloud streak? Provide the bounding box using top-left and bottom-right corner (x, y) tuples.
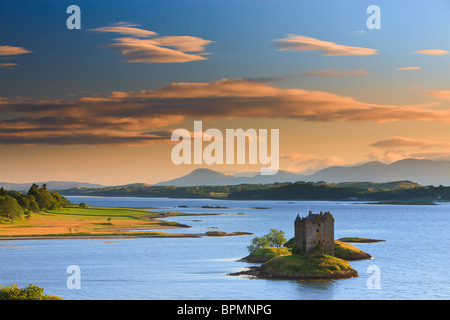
(105, 37), (211, 63)
(0, 44), (32, 69)
(274, 35), (377, 56)
(0, 45), (32, 56)
(395, 66), (420, 71)
(0, 78), (448, 145)
(370, 137), (450, 149)
(90, 23), (158, 37)
(0, 63), (18, 69)
(91, 23), (213, 63)
(412, 49), (448, 55)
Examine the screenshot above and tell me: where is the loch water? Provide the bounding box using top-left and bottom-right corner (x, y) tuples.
(1, 196), (450, 300)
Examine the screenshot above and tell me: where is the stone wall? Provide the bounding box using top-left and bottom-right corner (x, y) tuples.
(294, 212), (334, 256)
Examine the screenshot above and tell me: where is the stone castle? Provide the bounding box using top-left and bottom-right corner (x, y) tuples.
(294, 211), (334, 256)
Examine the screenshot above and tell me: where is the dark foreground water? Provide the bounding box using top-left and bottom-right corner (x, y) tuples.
(1, 196), (449, 300)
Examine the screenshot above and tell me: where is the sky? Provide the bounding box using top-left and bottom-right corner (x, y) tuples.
(1, 0), (450, 185)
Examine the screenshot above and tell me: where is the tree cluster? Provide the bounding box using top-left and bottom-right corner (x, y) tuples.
(0, 184), (70, 221)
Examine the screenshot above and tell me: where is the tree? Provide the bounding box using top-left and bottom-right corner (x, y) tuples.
(247, 229), (287, 253)
(0, 195), (24, 221)
(27, 195), (40, 213)
(247, 235), (270, 253)
(28, 184), (64, 211)
(0, 283), (62, 300)
(6, 191), (31, 212)
(265, 229), (286, 248)
(51, 192), (70, 207)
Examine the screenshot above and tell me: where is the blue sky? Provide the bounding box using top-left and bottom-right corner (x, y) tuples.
(2, 0), (448, 101)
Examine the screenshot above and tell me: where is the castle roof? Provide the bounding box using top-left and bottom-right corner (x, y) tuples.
(295, 211), (334, 222)
(307, 213), (320, 220)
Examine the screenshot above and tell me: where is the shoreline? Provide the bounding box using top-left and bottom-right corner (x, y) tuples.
(0, 207), (253, 241)
(0, 234), (204, 241)
(0, 231), (254, 241)
(228, 265), (358, 281)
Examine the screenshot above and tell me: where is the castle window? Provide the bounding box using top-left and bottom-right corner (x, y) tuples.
(317, 229), (319, 233)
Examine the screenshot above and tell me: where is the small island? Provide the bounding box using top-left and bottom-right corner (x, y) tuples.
(231, 211), (377, 281)
(338, 237), (385, 243)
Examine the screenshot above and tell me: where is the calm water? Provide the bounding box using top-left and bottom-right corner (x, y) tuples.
(1, 196), (450, 300)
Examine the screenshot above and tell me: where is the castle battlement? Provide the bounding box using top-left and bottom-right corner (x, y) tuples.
(294, 211), (334, 256)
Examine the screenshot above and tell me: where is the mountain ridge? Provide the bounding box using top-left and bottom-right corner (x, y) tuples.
(156, 158), (450, 186)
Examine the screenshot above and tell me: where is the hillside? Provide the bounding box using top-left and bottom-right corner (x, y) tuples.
(58, 180), (450, 202)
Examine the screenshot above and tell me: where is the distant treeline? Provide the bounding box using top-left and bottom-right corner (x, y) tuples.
(0, 184), (70, 221)
(59, 180), (450, 202)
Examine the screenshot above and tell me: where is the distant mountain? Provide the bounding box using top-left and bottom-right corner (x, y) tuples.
(156, 159), (450, 186)
(0, 181), (106, 191)
(308, 159), (450, 185)
(156, 168), (236, 186)
(307, 161), (396, 183)
(155, 168), (304, 186)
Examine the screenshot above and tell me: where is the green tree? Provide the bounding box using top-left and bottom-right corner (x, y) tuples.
(51, 192), (70, 207)
(0, 195), (24, 221)
(0, 283), (62, 300)
(247, 235), (270, 254)
(27, 195), (40, 213)
(247, 229), (287, 254)
(28, 184), (57, 210)
(265, 229), (286, 248)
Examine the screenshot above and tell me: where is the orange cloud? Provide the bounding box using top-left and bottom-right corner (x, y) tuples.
(0, 45), (32, 56)
(90, 23), (158, 37)
(0, 78), (449, 145)
(368, 137), (450, 163)
(106, 37), (210, 63)
(395, 66), (420, 71)
(152, 36), (212, 52)
(370, 137), (450, 149)
(412, 49), (448, 55)
(426, 90), (450, 100)
(274, 35), (377, 56)
(92, 23), (213, 63)
(0, 63), (17, 68)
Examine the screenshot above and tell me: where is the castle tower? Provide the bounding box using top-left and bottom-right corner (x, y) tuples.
(294, 211), (334, 256)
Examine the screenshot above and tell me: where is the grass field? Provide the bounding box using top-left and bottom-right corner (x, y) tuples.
(0, 206), (191, 239)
